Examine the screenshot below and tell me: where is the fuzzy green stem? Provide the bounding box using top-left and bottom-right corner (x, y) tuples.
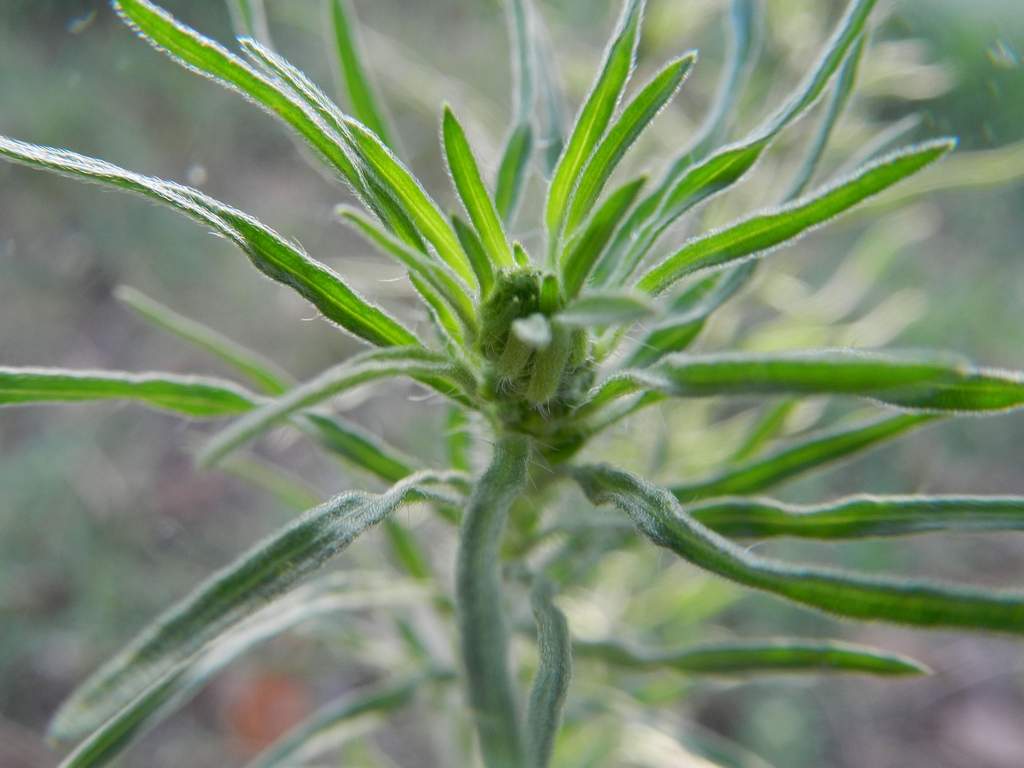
(456, 434), (530, 767)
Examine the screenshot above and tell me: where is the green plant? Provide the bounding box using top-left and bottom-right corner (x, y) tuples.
(3, 0), (1024, 766)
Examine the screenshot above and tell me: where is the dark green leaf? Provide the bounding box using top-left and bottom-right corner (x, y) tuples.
(573, 465), (1024, 634)
(575, 637), (927, 676)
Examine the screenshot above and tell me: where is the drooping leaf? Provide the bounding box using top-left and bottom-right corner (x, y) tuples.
(525, 581), (573, 768)
(58, 574), (429, 767)
(0, 136), (419, 348)
(443, 106), (516, 271)
(637, 140), (954, 295)
(115, 286), (291, 395)
(574, 637), (927, 676)
(246, 670), (453, 768)
(564, 52), (696, 235)
(457, 435), (531, 767)
(49, 472), (462, 743)
(671, 414), (934, 502)
(0, 367), (257, 417)
(691, 494), (1024, 540)
(573, 465), (1024, 634)
(545, 0), (645, 243)
(199, 347), (470, 467)
(328, 0), (395, 148)
(562, 175), (646, 299)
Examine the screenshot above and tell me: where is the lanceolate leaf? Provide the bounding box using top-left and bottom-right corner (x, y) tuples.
(637, 140), (954, 295)
(606, 0), (878, 285)
(574, 638), (927, 676)
(301, 413), (415, 484)
(526, 581), (573, 768)
(328, 0), (395, 148)
(545, 0), (645, 243)
(58, 574), (429, 767)
(457, 435), (531, 767)
(199, 347), (470, 467)
(691, 494), (1024, 540)
(115, 286), (291, 395)
(564, 52), (696, 235)
(671, 414), (934, 502)
(0, 136), (419, 348)
(495, 123), (534, 225)
(246, 671), (453, 768)
(0, 367), (257, 417)
(443, 107), (516, 271)
(573, 465), (1024, 634)
(562, 175), (647, 299)
(49, 472), (462, 743)
(584, 350), (1024, 416)
(452, 212), (495, 297)
(114, 0), (362, 188)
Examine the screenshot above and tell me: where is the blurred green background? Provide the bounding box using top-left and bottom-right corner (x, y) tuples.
(1, 1), (1022, 766)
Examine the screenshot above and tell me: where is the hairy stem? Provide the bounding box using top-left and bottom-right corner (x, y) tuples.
(456, 433), (531, 767)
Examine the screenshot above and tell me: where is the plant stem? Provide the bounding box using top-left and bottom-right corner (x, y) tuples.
(456, 433), (530, 767)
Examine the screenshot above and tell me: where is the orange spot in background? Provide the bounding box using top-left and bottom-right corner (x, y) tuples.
(222, 672), (312, 755)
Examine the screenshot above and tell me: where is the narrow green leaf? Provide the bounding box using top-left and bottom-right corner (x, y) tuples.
(556, 292), (656, 329)
(199, 347), (467, 467)
(443, 106), (516, 270)
(728, 399), (798, 463)
(562, 175), (646, 299)
(328, 0), (395, 148)
(637, 140), (954, 294)
(343, 117), (477, 285)
(0, 367), (256, 418)
(114, 0), (363, 189)
(457, 435), (531, 767)
(0, 136), (419, 348)
(574, 637), (927, 676)
(452, 212), (496, 298)
(302, 412), (415, 484)
(586, 349), (1024, 416)
(564, 52), (696, 234)
(221, 454), (323, 510)
(247, 670), (452, 768)
(692, 494), (1024, 541)
(545, 0), (645, 242)
(625, 263), (752, 367)
(671, 414), (935, 502)
(526, 581), (573, 768)
(606, 0), (878, 285)
(49, 472), (462, 743)
(408, 271), (467, 350)
(338, 205), (477, 333)
(573, 465), (1024, 634)
(447, 407), (473, 473)
(496, 124), (535, 226)
(115, 286), (290, 395)
(58, 574), (428, 767)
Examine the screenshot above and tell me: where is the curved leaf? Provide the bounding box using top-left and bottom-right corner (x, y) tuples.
(49, 472), (462, 743)
(573, 465), (1024, 634)
(0, 367), (256, 417)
